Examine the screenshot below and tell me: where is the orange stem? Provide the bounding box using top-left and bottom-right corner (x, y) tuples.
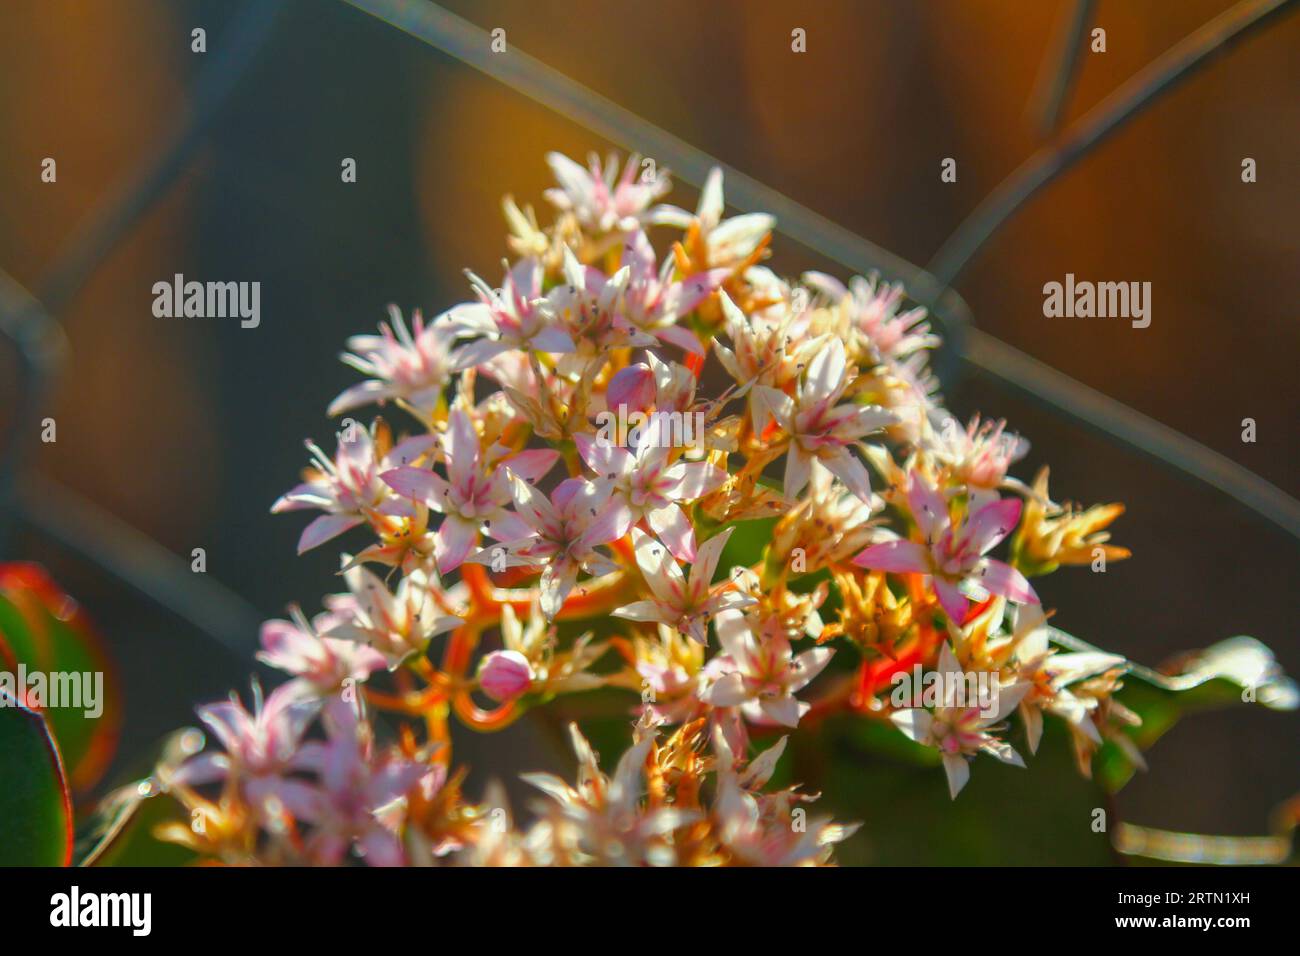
(452, 691), (521, 731)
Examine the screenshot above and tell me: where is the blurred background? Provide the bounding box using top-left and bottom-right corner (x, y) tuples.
(0, 0), (1295, 863)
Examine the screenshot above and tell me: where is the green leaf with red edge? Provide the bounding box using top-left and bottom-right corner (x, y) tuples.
(0, 688), (74, 865)
(32, 604), (123, 794)
(0, 564), (122, 794)
(0, 590), (45, 666)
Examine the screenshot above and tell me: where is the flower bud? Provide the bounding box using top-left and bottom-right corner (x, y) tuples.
(606, 363), (656, 414)
(477, 650), (534, 701)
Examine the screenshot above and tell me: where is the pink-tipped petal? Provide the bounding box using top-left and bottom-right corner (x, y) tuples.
(502, 448), (559, 483)
(978, 560), (1039, 605)
(668, 461), (726, 500)
(530, 326), (576, 353)
(579, 496), (633, 548)
(804, 338), (846, 403)
(851, 539), (929, 573)
(646, 503), (696, 563)
(700, 672), (748, 708)
(960, 497), (1023, 556)
(933, 579), (970, 624)
(382, 466), (442, 502)
(443, 408), (479, 486)
(688, 525), (734, 596)
(610, 599), (670, 623)
(434, 517), (478, 574)
(631, 527), (687, 604)
(654, 323), (705, 356)
(297, 514), (363, 554)
(906, 471), (950, 543)
(782, 447), (813, 500)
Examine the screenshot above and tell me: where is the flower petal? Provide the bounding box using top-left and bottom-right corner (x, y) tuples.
(819, 449), (873, 503)
(942, 753), (971, 799)
(297, 514), (363, 554)
(688, 526), (734, 597)
(434, 517), (478, 574)
(906, 470), (949, 544)
(889, 708), (932, 744)
(960, 497), (1022, 556)
(934, 578), (970, 624)
(852, 539), (928, 573)
(646, 503), (696, 563)
(977, 560), (1039, 606)
(382, 466), (442, 503)
(610, 599), (670, 623)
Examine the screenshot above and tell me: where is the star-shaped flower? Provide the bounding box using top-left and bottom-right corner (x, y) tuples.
(854, 469), (1038, 625)
(447, 257), (575, 369)
(293, 698), (427, 866)
(257, 608), (386, 698)
(652, 167), (776, 271)
(329, 306), (464, 416)
(272, 422), (435, 555)
(544, 151), (671, 235)
(1009, 606), (1125, 754)
(172, 683), (323, 824)
(470, 474), (621, 619)
(616, 229), (728, 355)
(612, 526), (754, 644)
(522, 723), (696, 866)
(700, 612), (833, 727)
(381, 407), (558, 574)
(889, 644), (1031, 799)
(754, 337), (895, 502)
(323, 561), (464, 670)
(572, 429), (724, 563)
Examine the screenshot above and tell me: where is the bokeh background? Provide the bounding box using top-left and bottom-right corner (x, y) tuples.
(1, 0), (1296, 863)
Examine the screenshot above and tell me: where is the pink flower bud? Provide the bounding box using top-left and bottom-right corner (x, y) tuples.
(477, 650), (534, 701)
(606, 363), (656, 414)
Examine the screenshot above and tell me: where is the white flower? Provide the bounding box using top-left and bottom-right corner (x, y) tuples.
(323, 561), (464, 670)
(701, 611), (833, 728)
(1010, 606), (1125, 754)
(754, 337), (895, 502)
(612, 526), (754, 644)
(652, 167), (775, 270)
(889, 644), (1031, 799)
(544, 151), (671, 234)
(329, 306), (464, 416)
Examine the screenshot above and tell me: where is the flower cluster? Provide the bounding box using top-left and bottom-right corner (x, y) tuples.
(157, 150), (1154, 866)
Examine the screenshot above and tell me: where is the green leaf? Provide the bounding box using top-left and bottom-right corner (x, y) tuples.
(809, 713), (1115, 865)
(0, 591), (44, 665)
(713, 516), (776, 578)
(0, 689), (73, 866)
(31, 604), (122, 794)
(1096, 635), (1297, 793)
(0, 569), (122, 793)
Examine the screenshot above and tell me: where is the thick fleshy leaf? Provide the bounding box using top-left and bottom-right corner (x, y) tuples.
(0, 566), (122, 794)
(1050, 630), (1297, 793)
(824, 714), (1113, 864)
(0, 688), (73, 865)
